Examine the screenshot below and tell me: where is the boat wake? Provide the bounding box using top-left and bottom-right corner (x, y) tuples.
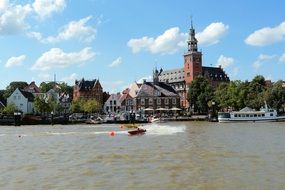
(142, 123), (185, 136)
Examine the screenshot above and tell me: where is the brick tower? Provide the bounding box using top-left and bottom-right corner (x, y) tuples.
(183, 20), (202, 86)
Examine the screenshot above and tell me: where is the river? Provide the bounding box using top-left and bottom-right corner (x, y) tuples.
(1, 122), (285, 190)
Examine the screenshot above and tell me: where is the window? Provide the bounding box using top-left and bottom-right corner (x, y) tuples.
(187, 72), (190, 77)
(141, 98), (145, 105)
(172, 98), (176, 105)
(165, 98), (169, 105)
(149, 98), (153, 105)
(114, 100), (116, 105)
(157, 98), (161, 105)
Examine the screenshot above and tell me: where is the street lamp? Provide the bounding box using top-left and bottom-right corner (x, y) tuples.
(212, 101), (216, 121)
(51, 111), (54, 125)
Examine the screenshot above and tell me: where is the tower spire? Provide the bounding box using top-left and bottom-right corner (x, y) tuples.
(187, 17), (198, 52)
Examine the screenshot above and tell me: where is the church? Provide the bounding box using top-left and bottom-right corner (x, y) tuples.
(158, 21), (230, 109)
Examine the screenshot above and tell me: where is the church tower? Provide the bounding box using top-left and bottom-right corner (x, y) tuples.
(183, 20), (202, 85)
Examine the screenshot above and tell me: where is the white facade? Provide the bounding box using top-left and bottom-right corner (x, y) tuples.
(7, 88), (34, 114)
(104, 93), (121, 114)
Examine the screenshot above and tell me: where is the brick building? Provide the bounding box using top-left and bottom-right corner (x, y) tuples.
(73, 78), (103, 110)
(159, 21), (229, 109)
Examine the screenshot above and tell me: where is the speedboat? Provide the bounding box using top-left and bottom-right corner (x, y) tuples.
(128, 128), (146, 135)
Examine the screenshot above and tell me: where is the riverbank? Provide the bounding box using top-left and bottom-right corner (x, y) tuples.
(0, 115), (210, 126)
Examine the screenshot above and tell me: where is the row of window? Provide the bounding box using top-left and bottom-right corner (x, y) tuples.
(140, 98), (176, 105)
(234, 113), (273, 117)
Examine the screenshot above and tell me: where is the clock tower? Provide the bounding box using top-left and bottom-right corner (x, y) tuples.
(183, 20), (202, 85)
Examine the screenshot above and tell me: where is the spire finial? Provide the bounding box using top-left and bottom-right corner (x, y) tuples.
(190, 15), (193, 29)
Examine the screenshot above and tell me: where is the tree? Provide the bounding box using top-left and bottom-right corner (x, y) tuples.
(265, 80), (285, 112)
(40, 82), (55, 93)
(4, 81), (28, 98)
(188, 76), (214, 113)
(71, 99), (84, 113)
(245, 75), (267, 110)
(2, 102), (18, 114)
(34, 96), (51, 114)
(215, 80), (248, 111)
(83, 99), (99, 113)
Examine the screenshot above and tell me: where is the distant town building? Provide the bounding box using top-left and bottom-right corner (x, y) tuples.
(135, 70), (180, 111)
(159, 21), (229, 109)
(23, 81), (41, 93)
(73, 78), (103, 109)
(104, 93), (121, 114)
(7, 88), (35, 114)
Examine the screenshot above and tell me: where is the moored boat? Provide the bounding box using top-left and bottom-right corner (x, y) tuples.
(218, 106), (285, 122)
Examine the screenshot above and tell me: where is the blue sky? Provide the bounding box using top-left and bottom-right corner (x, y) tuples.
(1, 0), (285, 93)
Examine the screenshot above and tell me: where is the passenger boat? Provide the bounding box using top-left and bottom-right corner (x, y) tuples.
(128, 128), (146, 135)
(218, 106), (285, 122)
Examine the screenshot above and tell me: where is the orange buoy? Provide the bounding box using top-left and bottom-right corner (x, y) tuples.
(110, 131), (115, 136)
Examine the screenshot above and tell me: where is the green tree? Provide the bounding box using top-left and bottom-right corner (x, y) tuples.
(83, 99), (99, 113)
(34, 96), (51, 114)
(4, 81), (28, 98)
(265, 80), (285, 112)
(245, 75), (267, 110)
(188, 76), (214, 113)
(3, 102), (18, 114)
(215, 80), (249, 111)
(40, 82), (55, 93)
(71, 99), (84, 113)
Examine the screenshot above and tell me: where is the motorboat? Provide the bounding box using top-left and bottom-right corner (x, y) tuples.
(128, 128), (146, 135)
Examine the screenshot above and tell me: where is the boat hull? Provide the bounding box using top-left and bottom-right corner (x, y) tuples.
(128, 128), (146, 135)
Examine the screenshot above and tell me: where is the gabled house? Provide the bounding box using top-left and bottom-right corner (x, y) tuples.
(135, 71), (180, 112)
(23, 81), (41, 94)
(104, 93), (121, 114)
(7, 88), (35, 114)
(73, 78), (103, 110)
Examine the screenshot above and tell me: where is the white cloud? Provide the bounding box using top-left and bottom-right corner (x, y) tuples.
(128, 27), (185, 54)
(31, 47), (95, 71)
(245, 21), (285, 46)
(128, 22), (228, 54)
(0, 3), (32, 35)
(32, 0), (66, 19)
(29, 16), (96, 43)
(0, 0), (8, 12)
(253, 54), (276, 70)
(5, 55), (26, 68)
(196, 22), (229, 45)
(216, 55), (234, 68)
(109, 57), (122, 67)
(278, 53), (285, 63)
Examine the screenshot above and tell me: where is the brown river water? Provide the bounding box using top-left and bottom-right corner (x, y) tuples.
(1, 122), (285, 190)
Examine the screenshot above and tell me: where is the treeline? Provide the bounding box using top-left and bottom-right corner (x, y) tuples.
(188, 75), (285, 113)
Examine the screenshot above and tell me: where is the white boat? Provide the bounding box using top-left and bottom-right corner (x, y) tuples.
(218, 105), (285, 123)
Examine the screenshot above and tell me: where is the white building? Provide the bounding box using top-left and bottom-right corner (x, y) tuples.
(7, 88), (35, 114)
(104, 93), (121, 114)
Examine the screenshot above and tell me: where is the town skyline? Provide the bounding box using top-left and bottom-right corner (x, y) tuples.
(1, 0), (285, 93)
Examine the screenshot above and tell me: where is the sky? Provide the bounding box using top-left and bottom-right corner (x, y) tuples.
(1, 0), (285, 93)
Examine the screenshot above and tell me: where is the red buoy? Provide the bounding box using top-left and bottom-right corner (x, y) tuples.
(110, 131), (115, 136)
